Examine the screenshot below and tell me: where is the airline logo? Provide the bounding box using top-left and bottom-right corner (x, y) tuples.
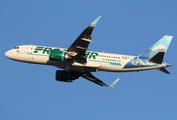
(32, 46), (99, 59)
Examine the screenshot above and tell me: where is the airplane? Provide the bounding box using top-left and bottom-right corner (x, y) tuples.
(5, 16), (173, 87)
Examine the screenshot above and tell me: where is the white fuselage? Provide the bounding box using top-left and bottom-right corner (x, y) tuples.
(5, 45), (168, 73)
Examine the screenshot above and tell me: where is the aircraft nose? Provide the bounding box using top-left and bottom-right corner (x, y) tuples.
(5, 51), (10, 58)
(5, 50), (12, 59)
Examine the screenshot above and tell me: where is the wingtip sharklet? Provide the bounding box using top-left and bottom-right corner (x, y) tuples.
(109, 78), (120, 87)
(91, 16), (101, 26)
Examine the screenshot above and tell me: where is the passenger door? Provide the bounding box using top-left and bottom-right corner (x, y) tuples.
(132, 57), (139, 65)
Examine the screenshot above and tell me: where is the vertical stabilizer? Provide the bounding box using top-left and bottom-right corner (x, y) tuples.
(139, 35), (173, 63)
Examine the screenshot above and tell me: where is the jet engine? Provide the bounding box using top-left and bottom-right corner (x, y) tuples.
(55, 70), (80, 82)
(49, 50), (72, 61)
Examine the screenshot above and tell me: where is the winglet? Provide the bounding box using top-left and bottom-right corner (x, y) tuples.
(109, 78), (120, 87)
(91, 16), (101, 26)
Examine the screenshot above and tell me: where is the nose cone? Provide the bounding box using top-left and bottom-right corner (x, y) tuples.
(5, 51), (10, 58)
(5, 50), (14, 59)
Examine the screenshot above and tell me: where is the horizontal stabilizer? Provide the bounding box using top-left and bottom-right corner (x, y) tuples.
(158, 68), (170, 74)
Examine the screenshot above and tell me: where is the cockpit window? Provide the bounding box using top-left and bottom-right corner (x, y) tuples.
(14, 47), (19, 49)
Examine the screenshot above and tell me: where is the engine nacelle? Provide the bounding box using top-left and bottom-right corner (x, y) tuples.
(49, 50), (71, 61)
(55, 70), (80, 82)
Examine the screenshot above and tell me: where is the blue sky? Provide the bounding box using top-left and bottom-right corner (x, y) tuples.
(1, 0), (177, 119)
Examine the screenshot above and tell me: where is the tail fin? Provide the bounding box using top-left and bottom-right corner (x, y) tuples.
(139, 35), (173, 63)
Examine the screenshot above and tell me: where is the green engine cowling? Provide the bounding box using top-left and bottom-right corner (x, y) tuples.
(55, 70), (80, 82)
(49, 50), (66, 61)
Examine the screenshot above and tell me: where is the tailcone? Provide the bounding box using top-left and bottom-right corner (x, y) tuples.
(162, 62), (172, 67)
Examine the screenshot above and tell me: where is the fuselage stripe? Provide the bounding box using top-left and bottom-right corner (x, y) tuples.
(88, 60), (121, 66)
(27, 53), (49, 56)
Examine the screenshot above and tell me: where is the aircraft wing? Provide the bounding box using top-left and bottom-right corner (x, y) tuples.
(81, 72), (119, 87)
(81, 72), (109, 87)
(66, 16), (101, 63)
